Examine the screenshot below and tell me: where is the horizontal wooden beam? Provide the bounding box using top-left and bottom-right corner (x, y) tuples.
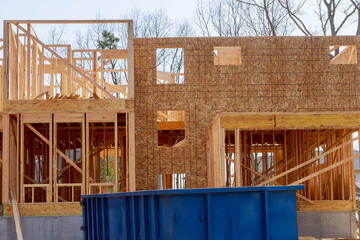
(297, 200), (352, 212)
(3, 203), (82, 216)
(276, 114), (360, 129)
(22, 113), (51, 123)
(220, 114), (274, 129)
(157, 121), (185, 130)
(3, 99), (134, 112)
(220, 113), (360, 129)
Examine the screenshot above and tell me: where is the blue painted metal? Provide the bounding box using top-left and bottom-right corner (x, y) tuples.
(81, 185), (303, 240)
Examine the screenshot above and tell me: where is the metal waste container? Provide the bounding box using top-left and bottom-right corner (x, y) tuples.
(81, 185), (303, 240)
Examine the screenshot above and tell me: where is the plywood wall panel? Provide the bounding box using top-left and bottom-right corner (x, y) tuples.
(134, 36), (360, 190)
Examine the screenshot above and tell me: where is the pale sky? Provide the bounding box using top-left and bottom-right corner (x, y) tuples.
(0, 0), (197, 34)
(0, 0), (357, 37)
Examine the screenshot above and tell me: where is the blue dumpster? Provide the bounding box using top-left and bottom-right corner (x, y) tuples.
(81, 185), (303, 240)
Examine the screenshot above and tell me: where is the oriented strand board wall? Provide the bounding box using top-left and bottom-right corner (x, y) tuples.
(134, 36), (360, 190)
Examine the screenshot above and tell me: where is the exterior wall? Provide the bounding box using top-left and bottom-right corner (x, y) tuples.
(134, 36), (360, 190)
(0, 212), (355, 239)
(0, 216), (82, 240)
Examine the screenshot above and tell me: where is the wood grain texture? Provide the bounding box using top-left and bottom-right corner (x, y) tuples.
(3, 203), (82, 216)
(3, 99), (134, 112)
(134, 36), (360, 191)
(297, 200), (353, 212)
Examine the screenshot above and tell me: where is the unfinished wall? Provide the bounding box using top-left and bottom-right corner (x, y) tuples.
(134, 36), (360, 190)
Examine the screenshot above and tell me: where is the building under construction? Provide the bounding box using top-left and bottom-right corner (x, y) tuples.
(0, 20), (359, 239)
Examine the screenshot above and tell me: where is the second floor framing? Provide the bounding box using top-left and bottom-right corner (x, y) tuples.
(1, 20), (135, 112)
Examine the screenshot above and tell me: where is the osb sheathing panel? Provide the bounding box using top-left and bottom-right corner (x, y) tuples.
(3, 203), (82, 216)
(134, 36), (360, 190)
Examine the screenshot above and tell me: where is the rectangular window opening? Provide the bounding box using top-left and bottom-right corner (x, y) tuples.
(159, 173), (186, 189)
(329, 45), (357, 64)
(214, 46), (241, 65)
(157, 110), (185, 147)
(156, 48), (184, 84)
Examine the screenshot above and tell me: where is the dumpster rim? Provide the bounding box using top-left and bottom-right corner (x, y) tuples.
(81, 185), (304, 199)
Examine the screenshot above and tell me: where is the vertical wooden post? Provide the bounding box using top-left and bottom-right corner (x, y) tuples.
(306, 130), (311, 199)
(40, 46), (44, 93)
(263, 132), (267, 182)
(2, 114), (10, 204)
(20, 115), (24, 203)
(26, 23), (31, 99)
(235, 129), (241, 187)
(16, 115), (20, 201)
(262, 132), (265, 178)
(53, 118), (58, 202)
(81, 116), (86, 195)
(250, 130), (254, 185)
(353, 130), (360, 210)
(225, 131), (230, 186)
(219, 128), (225, 187)
(86, 114), (90, 194)
(93, 51), (97, 95)
(127, 21), (134, 99)
(295, 131), (299, 183)
(273, 130), (276, 178)
(284, 130), (288, 185)
(128, 111), (136, 191)
(50, 65), (54, 98)
(15, 24), (19, 99)
(31, 43), (37, 98)
(100, 63), (104, 99)
(330, 132), (334, 200)
(243, 132), (247, 186)
(317, 130), (321, 200)
(125, 113), (129, 191)
(48, 116), (53, 202)
(340, 131), (345, 200)
(65, 46), (72, 95)
(3, 21), (10, 103)
(114, 113), (119, 192)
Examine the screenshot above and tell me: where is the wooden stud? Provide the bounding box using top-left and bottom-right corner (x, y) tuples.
(2, 114), (10, 204)
(48, 115), (53, 203)
(20, 115), (24, 203)
(114, 113), (119, 192)
(128, 111), (136, 191)
(82, 116), (86, 195)
(235, 129), (241, 187)
(26, 24), (31, 99)
(127, 21), (134, 99)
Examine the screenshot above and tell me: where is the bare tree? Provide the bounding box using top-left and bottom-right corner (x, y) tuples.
(350, 0), (360, 35)
(175, 19), (196, 37)
(195, 0), (213, 36)
(314, 0), (357, 35)
(119, 7), (194, 83)
(277, 0), (358, 36)
(195, 0), (296, 36)
(42, 25), (67, 91)
(45, 25), (67, 57)
(240, 0), (297, 36)
(195, 0), (246, 36)
(196, 0), (358, 36)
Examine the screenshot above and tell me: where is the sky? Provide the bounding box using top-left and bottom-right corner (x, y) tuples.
(0, 0), (197, 34)
(0, 0), (358, 37)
